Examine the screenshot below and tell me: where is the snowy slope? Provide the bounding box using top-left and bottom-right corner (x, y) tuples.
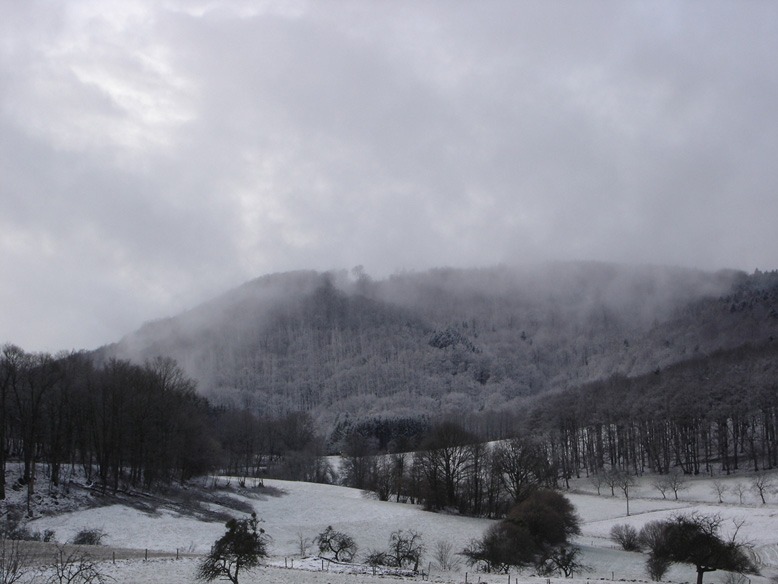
(26, 472), (778, 584)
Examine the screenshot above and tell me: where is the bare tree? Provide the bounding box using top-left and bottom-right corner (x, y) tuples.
(589, 474), (605, 496)
(315, 526), (357, 562)
(47, 546), (108, 584)
(292, 532), (312, 557)
(652, 470), (688, 501)
(603, 469), (620, 496)
(0, 538), (30, 584)
(616, 471), (637, 516)
(732, 482), (749, 504)
(432, 540), (460, 571)
(652, 477), (670, 499)
(751, 471), (773, 505)
(493, 436), (551, 504)
(711, 480), (729, 504)
(536, 546), (591, 578)
(666, 470), (689, 500)
(386, 530), (424, 572)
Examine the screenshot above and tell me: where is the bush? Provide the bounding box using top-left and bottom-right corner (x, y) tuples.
(71, 529), (104, 546)
(461, 490), (581, 573)
(610, 524), (641, 551)
(506, 489), (581, 546)
(365, 550), (388, 567)
(646, 555), (671, 581)
(638, 520), (666, 554)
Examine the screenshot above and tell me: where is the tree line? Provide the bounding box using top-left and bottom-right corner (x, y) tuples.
(527, 341), (778, 483)
(338, 422), (556, 518)
(0, 345), (336, 511)
(0, 345), (219, 507)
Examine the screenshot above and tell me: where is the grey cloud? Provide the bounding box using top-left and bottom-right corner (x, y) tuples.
(1, 0), (777, 351)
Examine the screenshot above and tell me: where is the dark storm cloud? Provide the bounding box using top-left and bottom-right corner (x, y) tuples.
(1, 0), (777, 351)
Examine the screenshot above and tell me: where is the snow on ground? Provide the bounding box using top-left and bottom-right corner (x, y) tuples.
(23, 471), (778, 584)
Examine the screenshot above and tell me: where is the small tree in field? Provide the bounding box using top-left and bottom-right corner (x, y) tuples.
(198, 513), (269, 584)
(386, 530), (424, 572)
(711, 480), (729, 504)
(616, 471), (637, 516)
(654, 470), (689, 501)
(315, 526), (357, 562)
(751, 471), (773, 505)
(433, 540), (460, 571)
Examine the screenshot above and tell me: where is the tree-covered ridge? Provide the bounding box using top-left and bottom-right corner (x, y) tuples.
(104, 264), (778, 427)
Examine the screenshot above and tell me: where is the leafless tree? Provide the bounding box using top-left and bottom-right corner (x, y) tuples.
(711, 480), (729, 504)
(292, 532), (312, 557)
(652, 470), (688, 500)
(616, 471), (637, 516)
(47, 546), (108, 584)
(0, 537), (31, 584)
(732, 482), (749, 504)
(315, 526), (357, 562)
(751, 471), (773, 505)
(603, 469), (620, 497)
(589, 474), (605, 496)
(432, 540), (460, 571)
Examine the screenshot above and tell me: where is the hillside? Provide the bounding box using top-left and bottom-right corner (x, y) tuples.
(102, 263), (778, 427)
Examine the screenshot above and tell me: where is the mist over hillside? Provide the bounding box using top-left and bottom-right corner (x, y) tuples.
(101, 262), (778, 428)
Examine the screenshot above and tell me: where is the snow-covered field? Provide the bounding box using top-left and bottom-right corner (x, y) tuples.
(22, 472), (778, 584)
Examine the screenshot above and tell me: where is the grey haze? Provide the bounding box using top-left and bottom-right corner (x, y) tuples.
(1, 1), (777, 352)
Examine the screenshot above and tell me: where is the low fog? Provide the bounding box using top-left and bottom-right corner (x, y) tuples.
(1, 1), (777, 352)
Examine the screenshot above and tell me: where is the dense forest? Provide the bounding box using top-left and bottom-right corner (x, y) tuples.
(104, 263), (778, 428)
(2, 263), (778, 516)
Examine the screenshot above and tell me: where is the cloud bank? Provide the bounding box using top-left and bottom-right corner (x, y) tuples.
(1, 0), (777, 351)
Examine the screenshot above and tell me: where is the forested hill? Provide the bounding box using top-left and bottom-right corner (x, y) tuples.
(101, 263), (778, 427)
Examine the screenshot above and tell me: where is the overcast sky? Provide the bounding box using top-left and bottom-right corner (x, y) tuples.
(2, 0), (777, 352)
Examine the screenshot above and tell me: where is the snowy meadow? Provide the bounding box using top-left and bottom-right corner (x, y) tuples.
(17, 471), (778, 584)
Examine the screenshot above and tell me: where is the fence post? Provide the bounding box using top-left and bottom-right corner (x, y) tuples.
(112, 552), (115, 564)
(176, 548), (179, 560)
(145, 549), (148, 561)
